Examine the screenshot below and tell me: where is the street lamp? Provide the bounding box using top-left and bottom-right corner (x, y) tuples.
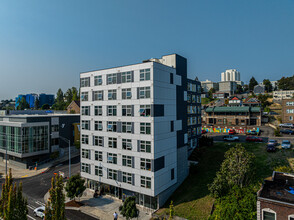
(59, 136), (71, 178)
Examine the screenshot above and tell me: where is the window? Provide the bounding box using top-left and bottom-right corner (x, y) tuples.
(171, 168), (175, 180)
(192, 95), (196, 103)
(122, 122), (132, 133)
(95, 151), (103, 161)
(171, 121), (174, 132)
(139, 105), (151, 117)
(94, 121), (103, 131)
(81, 135), (89, 144)
(107, 121), (117, 132)
(122, 155), (132, 167)
(107, 73), (117, 84)
(287, 109), (294, 114)
(122, 105), (132, 116)
(82, 149), (90, 159)
(81, 106), (90, 116)
(263, 210), (276, 220)
(170, 73), (173, 84)
(140, 158), (151, 171)
(187, 94), (191, 103)
(81, 163), (90, 174)
(140, 69), (150, 81)
(93, 136), (103, 147)
(108, 89), (117, 100)
(108, 169), (117, 180)
(94, 75), (102, 86)
(289, 215), (294, 220)
(81, 92), (88, 101)
(93, 91), (103, 101)
(81, 120), (90, 130)
(122, 172), (132, 184)
(140, 140), (151, 153)
(192, 84), (196, 92)
(94, 106), (102, 116)
(122, 139), (132, 150)
(187, 83), (191, 91)
(107, 153), (117, 164)
(121, 71), (132, 83)
(139, 87), (151, 99)
(107, 105), (117, 116)
(141, 176), (151, 188)
(290, 116), (293, 121)
(122, 88), (132, 99)
(95, 166), (103, 177)
(140, 123), (151, 134)
(51, 125), (59, 132)
(81, 77), (90, 87)
(108, 137), (117, 148)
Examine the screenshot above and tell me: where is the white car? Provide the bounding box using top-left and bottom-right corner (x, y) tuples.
(33, 206), (45, 219)
(223, 135), (239, 142)
(282, 140), (291, 149)
(279, 123), (294, 128)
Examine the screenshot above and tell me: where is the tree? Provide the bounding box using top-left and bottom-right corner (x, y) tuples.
(169, 201), (174, 220)
(41, 104), (50, 110)
(65, 88), (73, 106)
(17, 97), (29, 110)
(263, 79), (273, 93)
(236, 85), (243, 94)
(208, 88), (216, 100)
(277, 75), (294, 90)
(52, 89), (66, 110)
(120, 196), (139, 220)
(249, 77), (258, 91)
(71, 87), (79, 101)
(243, 84), (249, 92)
(65, 174), (86, 201)
(274, 165), (292, 173)
(257, 94), (271, 108)
(208, 145), (255, 198)
(209, 186), (256, 220)
(44, 175), (66, 220)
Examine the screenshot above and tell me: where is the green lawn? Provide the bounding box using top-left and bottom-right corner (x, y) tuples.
(155, 142), (294, 220)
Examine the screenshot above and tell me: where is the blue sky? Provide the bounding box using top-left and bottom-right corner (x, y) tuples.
(1, 0), (294, 100)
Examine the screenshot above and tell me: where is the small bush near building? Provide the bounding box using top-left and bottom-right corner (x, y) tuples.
(274, 128), (281, 137)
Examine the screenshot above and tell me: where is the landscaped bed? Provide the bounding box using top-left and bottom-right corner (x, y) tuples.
(65, 200), (84, 208)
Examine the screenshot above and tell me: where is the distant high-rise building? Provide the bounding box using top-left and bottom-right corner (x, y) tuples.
(15, 93), (55, 109)
(221, 69), (240, 82)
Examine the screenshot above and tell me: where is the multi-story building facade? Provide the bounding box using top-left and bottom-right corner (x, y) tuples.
(15, 93), (55, 109)
(221, 69), (240, 82)
(282, 99), (294, 123)
(200, 80), (219, 93)
(218, 81), (237, 95)
(80, 54), (201, 210)
(273, 90), (294, 102)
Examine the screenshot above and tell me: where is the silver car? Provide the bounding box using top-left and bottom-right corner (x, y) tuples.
(282, 140), (291, 149)
(33, 206), (45, 219)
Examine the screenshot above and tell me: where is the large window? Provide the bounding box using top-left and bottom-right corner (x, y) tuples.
(93, 136), (103, 147)
(81, 106), (90, 116)
(141, 176), (151, 188)
(94, 121), (103, 131)
(51, 125), (59, 132)
(81, 120), (90, 130)
(121, 71), (132, 83)
(107, 105), (117, 116)
(139, 87), (151, 99)
(107, 121), (117, 132)
(82, 149), (90, 159)
(139, 105), (151, 117)
(122, 139), (132, 150)
(140, 69), (150, 81)
(93, 91), (103, 101)
(108, 89), (117, 100)
(122, 88), (132, 99)
(81, 92), (88, 101)
(81, 77), (90, 87)
(108, 137), (117, 148)
(94, 75), (102, 86)
(81, 163), (90, 174)
(140, 140), (151, 153)
(122, 105), (132, 116)
(263, 210), (276, 220)
(107, 153), (117, 164)
(107, 73), (117, 84)
(95, 166), (103, 177)
(140, 158), (151, 171)
(95, 151), (103, 161)
(94, 106), (103, 116)
(81, 135), (89, 144)
(140, 123), (151, 134)
(108, 169), (118, 180)
(122, 122), (132, 133)
(122, 172), (132, 184)
(122, 155), (132, 167)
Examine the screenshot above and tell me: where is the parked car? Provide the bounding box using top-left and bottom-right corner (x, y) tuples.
(267, 144), (276, 152)
(280, 129), (294, 135)
(223, 135), (239, 142)
(229, 129), (236, 135)
(267, 139), (278, 146)
(281, 140), (291, 149)
(34, 206), (45, 219)
(279, 123), (294, 128)
(247, 130), (258, 136)
(246, 136), (263, 142)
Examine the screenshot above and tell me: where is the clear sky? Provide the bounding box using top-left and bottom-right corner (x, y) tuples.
(1, 0), (294, 100)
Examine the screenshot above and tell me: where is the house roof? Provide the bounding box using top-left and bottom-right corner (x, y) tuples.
(244, 97), (260, 103)
(67, 100), (80, 109)
(205, 106), (261, 113)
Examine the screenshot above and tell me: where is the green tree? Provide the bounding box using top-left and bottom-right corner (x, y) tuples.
(209, 186), (256, 220)
(208, 88), (216, 100)
(65, 88), (73, 106)
(257, 94), (271, 108)
(44, 175), (66, 220)
(277, 75), (294, 90)
(65, 174), (86, 201)
(41, 104), (50, 110)
(17, 97), (29, 110)
(120, 196), (139, 220)
(243, 84), (249, 92)
(274, 165), (292, 173)
(236, 85), (243, 94)
(52, 89), (66, 110)
(208, 145), (255, 198)
(169, 201), (174, 220)
(71, 87), (79, 101)
(249, 77), (258, 92)
(263, 79), (273, 93)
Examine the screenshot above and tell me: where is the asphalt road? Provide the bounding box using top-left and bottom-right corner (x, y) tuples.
(0, 156), (97, 220)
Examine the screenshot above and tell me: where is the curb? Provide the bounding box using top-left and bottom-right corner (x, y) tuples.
(65, 206), (80, 211)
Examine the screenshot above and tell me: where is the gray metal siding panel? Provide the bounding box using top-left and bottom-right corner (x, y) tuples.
(132, 174), (135, 185)
(137, 88), (139, 99)
(118, 170), (122, 182)
(137, 140), (140, 152)
(131, 122), (134, 134)
(131, 105), (134, 117)
(117, 72), (121, 84)
(117, 122), (121, 133)
(131, 71), (134, 82)
(132, 157), (135, 168)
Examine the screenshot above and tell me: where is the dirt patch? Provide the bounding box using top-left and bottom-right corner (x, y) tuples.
(65, 200), (84, 208)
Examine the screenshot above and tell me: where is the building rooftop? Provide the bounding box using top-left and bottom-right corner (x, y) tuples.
(258, 171), (294, 205)
(205, 106), (261, 113)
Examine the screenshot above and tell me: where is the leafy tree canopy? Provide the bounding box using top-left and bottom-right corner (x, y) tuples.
(120, 196), (139, 220)
(278, 75), (294, 90)
(249, 77), (258, 91)
(263, 79), (273, 93)
(65, 174), (86, 201)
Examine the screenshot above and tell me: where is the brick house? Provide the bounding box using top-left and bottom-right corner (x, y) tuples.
(282, 99), (294, 123)
(67, 100), (80, 114)
(257, 171), (294, 220)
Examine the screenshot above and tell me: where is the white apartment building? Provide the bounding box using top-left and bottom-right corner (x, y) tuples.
(273, 90), (294, 101)
(80, 54), (201, 210)
(221, 69), (241, 82)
